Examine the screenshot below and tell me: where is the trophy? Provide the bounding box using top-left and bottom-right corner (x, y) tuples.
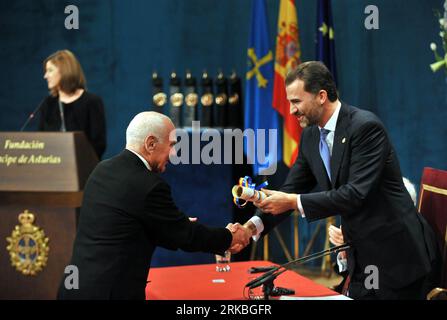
(228, 71), (243, 129)
(183, 71), (198, 127)
(200, 71), (214, 127)
(152, 72), (166, 113)
(215, 71), (228, 128)
(168, 72), (183, 128)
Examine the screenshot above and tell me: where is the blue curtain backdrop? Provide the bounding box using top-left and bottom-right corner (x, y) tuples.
(1, 0), (446, 266)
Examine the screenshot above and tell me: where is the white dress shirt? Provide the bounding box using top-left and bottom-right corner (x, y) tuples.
(126, 148), (152, 171)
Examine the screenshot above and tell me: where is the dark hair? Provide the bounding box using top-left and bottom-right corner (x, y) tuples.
(285, 61), (338, 102)
(43, 50), (86, 97)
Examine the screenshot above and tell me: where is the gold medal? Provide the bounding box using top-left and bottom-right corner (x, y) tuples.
(215, 93), (228, 106)
(185, 93), (198, 107)
(228, 93), (239, 105)
(201, 93), (214, 107)
(170, 93), (184, 107)
(153, 92), (167, 107)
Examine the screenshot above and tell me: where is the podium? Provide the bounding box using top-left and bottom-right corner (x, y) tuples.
(0, 132), (98, 299)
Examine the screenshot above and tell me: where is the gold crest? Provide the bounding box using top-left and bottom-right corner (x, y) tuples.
(215, 93), (228, 106)
(228, 93), (239, 105)
(201, 93), (214, 107)
(153, 92), (167, 107)
(170, 93), (184, 107)
(185, 93), (198, 107)
(6, 210), (49, 276)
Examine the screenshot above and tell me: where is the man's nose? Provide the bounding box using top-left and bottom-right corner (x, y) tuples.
(289, 104), (297, 115)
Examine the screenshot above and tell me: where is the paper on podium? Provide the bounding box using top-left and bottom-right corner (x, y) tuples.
(279, 294), (352, 300)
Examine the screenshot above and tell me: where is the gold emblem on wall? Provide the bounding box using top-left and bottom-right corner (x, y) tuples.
(215, 93), (228, 106)
(6, 210), (49, 276)
(185, 93), (198, 107)
(170, 93), (184, 107)
(153, 92), (167, 107)
(201, 93), (214, 107)
(228, 93), (239, 105)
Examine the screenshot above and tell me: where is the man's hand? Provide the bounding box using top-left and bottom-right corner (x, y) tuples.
(255, 189), (298, 215)
(328, 225), (344, 246)
(328, 225), (347, 259)
(226, 223), (251, 253)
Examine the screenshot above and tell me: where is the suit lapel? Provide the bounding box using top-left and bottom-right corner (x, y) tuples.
(330, 103), (350, 187)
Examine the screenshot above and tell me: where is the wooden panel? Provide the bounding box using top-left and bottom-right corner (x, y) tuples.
(0, 132), (97, 299)
(0, 132), (97, 192)
(0, 192), (83, 208)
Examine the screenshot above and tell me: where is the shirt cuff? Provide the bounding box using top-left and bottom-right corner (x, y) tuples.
(336, 252), (348, 273)
(297, 194), (305, 217)
(248, 216), (264, 242)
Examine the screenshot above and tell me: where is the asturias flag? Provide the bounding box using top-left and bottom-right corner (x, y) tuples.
(244, 0), (282, 176)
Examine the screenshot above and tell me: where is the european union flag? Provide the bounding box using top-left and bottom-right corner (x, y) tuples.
(316, 0), (339, 271)
(316, 0), (337, 82)
(244, 0), (282, 176)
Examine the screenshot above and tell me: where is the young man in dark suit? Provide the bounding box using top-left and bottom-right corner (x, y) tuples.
(238, 61), (438, 299)
(57, 112), (249, 300)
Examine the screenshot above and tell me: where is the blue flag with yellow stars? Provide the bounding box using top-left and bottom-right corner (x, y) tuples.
(244, 0), (282, 176)
(317, 0), (337, 82)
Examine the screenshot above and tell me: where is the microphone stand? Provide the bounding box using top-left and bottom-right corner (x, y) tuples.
(20, 104), (43, 131)
(261, 271), (282, 300)
(246, 243), (351, 300)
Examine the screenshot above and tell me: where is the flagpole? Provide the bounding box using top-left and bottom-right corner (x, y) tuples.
(293, 210), (299, 259)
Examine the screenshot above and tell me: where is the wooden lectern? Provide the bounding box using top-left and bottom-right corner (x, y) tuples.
(0, 132), (98, 299)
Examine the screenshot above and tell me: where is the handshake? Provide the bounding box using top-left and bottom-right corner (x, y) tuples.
(225, 222), (254, 254)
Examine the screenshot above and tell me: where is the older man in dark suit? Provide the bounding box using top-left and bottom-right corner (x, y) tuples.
(239, 61), (438, 299)
(57, 111), (249, 300)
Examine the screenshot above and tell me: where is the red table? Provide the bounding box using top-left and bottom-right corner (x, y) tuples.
(146, 261), (340, 300)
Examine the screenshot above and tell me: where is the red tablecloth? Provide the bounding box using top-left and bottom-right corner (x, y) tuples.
(146, 260), (339, 300)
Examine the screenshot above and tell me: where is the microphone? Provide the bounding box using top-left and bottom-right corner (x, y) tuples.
(246, 243), (351, 289)
(20, 102), (44, 131)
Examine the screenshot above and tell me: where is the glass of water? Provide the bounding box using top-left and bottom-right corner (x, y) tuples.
(215, 251), (231, 272)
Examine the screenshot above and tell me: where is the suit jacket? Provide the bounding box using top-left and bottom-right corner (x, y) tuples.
(58, 149), (232, 300)
(257, 103), (437, 297)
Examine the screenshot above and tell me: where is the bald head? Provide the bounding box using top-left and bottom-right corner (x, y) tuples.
(125, 112), (176, 173)
(126, 111), (174, 149)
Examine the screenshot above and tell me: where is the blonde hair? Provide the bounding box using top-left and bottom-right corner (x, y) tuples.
(43, 49), (86, 96)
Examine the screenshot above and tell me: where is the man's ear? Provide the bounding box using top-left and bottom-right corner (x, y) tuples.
(318, 90), (328, 105)
(144, 135), (157, 153)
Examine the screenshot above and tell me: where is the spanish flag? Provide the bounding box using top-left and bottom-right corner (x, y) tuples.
(272, 0), (302, 167)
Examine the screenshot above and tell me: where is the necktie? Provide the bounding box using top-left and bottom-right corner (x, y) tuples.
(319, 128), (331, 181)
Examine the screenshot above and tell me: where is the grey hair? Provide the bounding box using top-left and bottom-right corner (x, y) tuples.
(403, 177), (417, 206)
(125, 111), (171, 149)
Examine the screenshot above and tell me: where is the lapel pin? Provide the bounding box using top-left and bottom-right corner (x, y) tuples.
(342, 137), (346, 144)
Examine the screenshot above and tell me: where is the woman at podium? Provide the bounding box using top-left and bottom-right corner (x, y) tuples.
(38, 49), (106, 159)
